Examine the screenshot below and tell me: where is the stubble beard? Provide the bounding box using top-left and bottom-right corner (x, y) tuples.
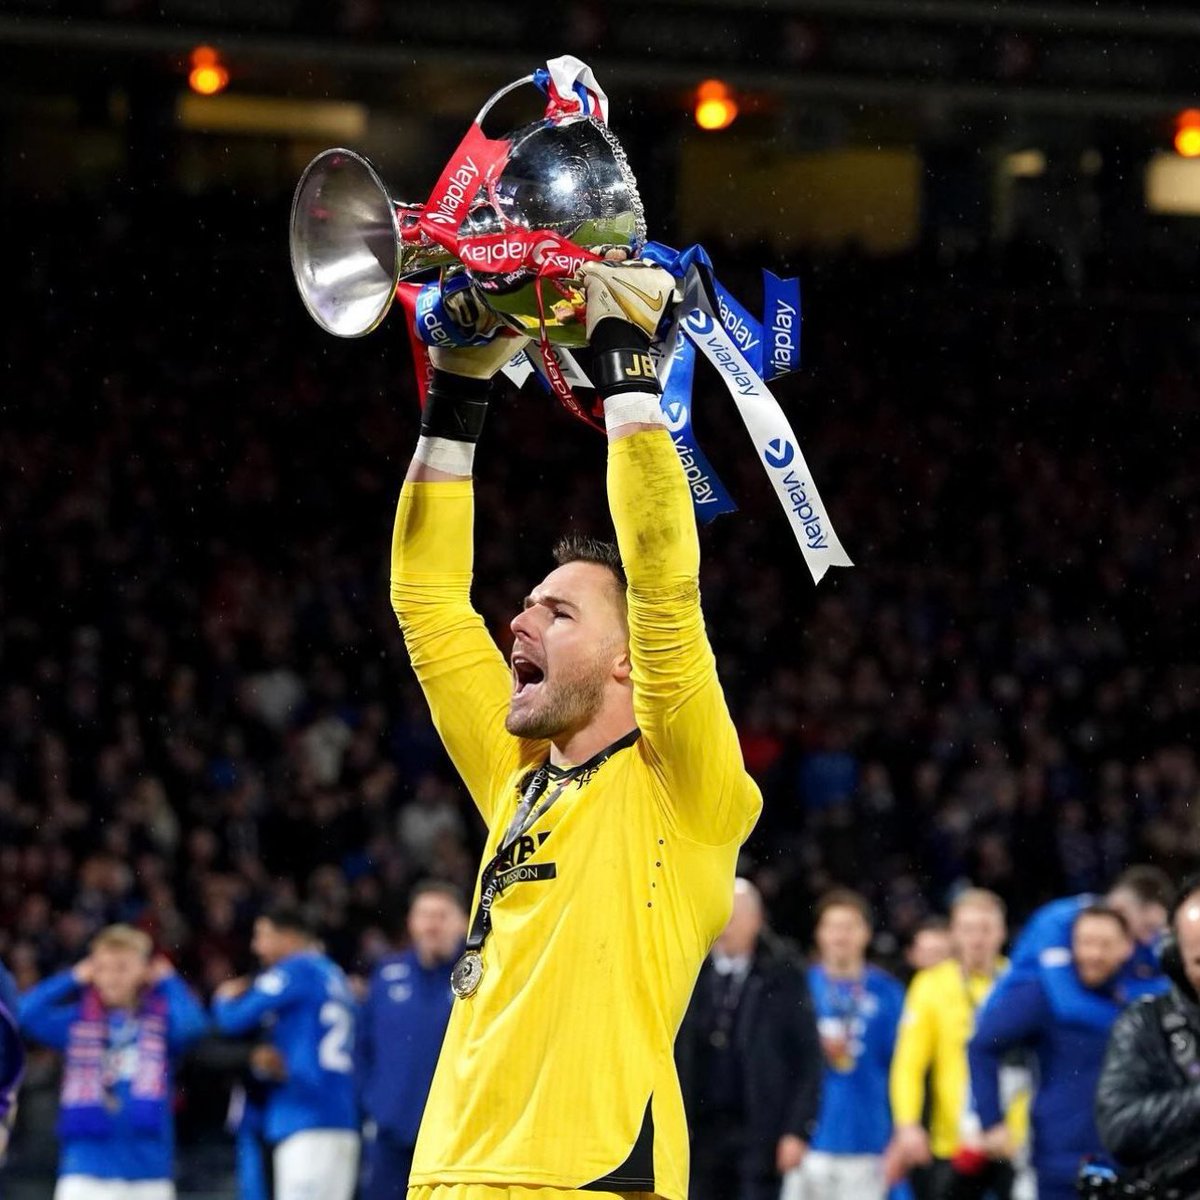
(505, 667), (607, 742)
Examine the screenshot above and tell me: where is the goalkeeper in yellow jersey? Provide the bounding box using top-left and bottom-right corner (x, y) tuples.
(389, 262), (763, 1200)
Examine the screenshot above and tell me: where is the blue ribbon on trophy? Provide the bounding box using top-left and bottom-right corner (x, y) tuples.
(643, 241), (802, 379)
(656, 330), (737, 523)
(493, 242), (804, 533)
(413, 276), (496, 349)
(493, 241), (850, 583)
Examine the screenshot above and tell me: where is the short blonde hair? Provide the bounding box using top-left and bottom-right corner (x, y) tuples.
(951, 888), (1006, 920)
(91, 924), (153, 960)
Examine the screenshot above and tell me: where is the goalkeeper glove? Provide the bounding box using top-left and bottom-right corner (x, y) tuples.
(578, 260), (678, 342)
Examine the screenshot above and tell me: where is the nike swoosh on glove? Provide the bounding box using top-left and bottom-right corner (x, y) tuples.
(578, 261), (679, 341)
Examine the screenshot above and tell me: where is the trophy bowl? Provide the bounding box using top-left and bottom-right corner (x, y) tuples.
(465, 113), (646, 347)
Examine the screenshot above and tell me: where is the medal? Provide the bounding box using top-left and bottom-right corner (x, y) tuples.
(451, 950), (484, 999)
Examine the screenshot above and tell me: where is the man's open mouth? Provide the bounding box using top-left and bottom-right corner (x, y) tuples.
(511, 655), (546, 697)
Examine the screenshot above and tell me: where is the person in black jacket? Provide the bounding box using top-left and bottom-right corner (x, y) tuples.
(1096, 874), (1200, 1195)
(677, 878), (822, 1200)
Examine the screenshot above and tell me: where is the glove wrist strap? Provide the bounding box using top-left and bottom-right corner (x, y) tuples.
(589, 320), (661, 400)
(420, 370), (490, 443)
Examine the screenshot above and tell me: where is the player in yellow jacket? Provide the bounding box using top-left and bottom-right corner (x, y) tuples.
(390, 261), (762, 1200)
(888, 889), (1023, 1199)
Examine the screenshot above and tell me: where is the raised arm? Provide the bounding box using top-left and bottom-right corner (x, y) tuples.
(211, 966), (303, 1037)
(1007, 898), (1077, 976)
(580, 264), (762, 845)
(390, 334), (543, 825)
(159, 972), (211, 1053)
(17, 970), (80, 1051)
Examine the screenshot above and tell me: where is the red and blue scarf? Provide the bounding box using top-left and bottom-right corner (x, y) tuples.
(59, 986), (169, 1138)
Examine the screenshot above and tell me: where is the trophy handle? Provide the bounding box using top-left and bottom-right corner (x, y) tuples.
(289, 147), (457, 338)
(474, 75), (537, 130)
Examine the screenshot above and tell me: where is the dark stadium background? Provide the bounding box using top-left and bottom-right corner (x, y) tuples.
(3, 1), (1200, 1194)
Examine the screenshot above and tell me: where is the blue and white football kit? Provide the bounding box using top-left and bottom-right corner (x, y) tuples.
(213, 952), (359, 1200)
(785, 964), (905, 1200)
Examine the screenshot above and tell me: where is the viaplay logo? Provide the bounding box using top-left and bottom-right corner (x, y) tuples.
(661, 398), (689, 433)
(763, 440), (831, 552)
(763, 438), (795, 469)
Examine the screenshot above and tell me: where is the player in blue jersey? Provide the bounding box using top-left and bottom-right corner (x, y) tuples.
(785, 889), (905, 1200)
(17, 924), (208, 1200)
(969, 905), (1162, 1200)
(1009, 865), (1171, 983)
(358, 881), (467, 1200)
(211, 904), (359, 1200)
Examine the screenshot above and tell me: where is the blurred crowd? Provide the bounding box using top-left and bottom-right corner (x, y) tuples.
(2, 192), (1199, 1170)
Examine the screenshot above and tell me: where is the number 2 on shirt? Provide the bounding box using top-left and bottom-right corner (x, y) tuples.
(318, 1001), (354, 1073)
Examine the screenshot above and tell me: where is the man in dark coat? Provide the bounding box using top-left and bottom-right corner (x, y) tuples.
(1096, 874), (1200, 1198)
(677, 878), (822, 1200)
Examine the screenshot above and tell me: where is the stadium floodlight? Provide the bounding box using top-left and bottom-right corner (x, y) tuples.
(695, 80), (738, 131)
(1174, 109), (1200, 158)
(188, 46), (229, 97)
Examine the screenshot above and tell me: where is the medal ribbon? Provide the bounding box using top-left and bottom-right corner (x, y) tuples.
(394, 283), (433, 407)
(461, 729), (640, 964)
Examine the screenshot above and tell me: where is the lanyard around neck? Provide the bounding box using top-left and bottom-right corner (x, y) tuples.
(463, 728), (640, 956)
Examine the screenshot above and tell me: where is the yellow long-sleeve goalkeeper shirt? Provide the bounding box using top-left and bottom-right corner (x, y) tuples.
(389, 429), (762, 1200)
(889, 957), (1016, 1159)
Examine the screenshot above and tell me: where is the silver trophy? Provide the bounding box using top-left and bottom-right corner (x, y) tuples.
(289, 75), (647, 348)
